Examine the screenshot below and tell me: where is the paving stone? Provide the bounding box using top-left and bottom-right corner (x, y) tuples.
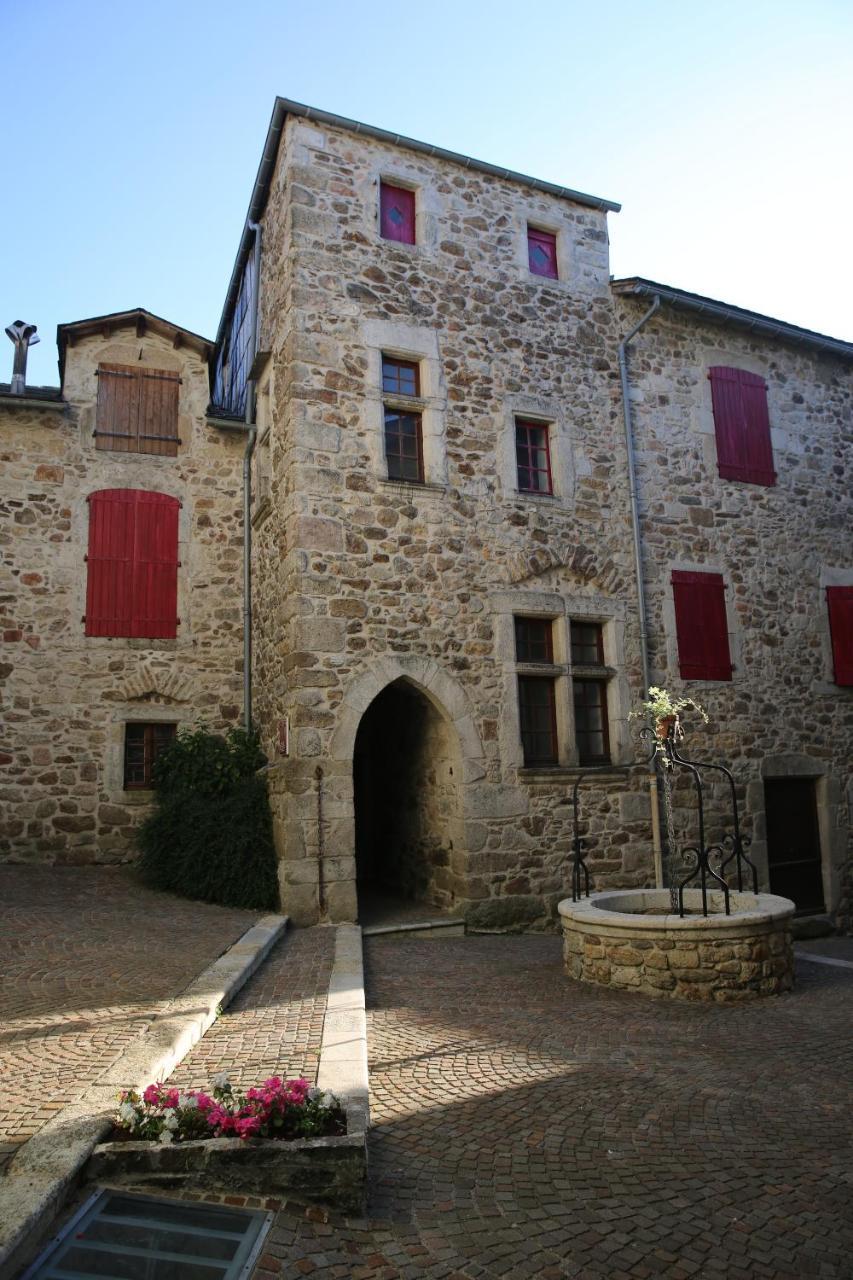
(169, 926), (334, 1091)
(0, 866), (255, 1173)
(251, 934), (853, 1279)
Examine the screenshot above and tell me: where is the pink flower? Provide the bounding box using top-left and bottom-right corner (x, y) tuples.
(143, 1084), (162, 1106)
(195, 1093), (213, 1112)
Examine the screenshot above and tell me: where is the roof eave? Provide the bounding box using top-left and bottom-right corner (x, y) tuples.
(612, 277), (853, 361)
(57, 308), (213, 384)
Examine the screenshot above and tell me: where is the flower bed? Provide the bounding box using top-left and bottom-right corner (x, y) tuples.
(112, 1072), (345, 1144)
(87, 1072), (366, 1213)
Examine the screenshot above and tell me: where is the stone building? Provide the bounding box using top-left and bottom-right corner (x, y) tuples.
(0, 311), (245, 862)
(2, 99), (851, 927)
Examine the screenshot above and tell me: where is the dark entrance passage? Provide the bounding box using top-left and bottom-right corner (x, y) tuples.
(764, 778), (825, 913)
(353, 679), (462, 917)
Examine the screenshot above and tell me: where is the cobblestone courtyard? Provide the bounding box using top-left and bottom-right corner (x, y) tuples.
(254, 934), (853, 1280)
(0, 868), (256, 1172)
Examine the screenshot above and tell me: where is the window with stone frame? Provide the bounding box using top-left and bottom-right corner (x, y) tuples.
(570, 620), (611, 765)
(124, 722), (177, 789)
(527, 226), (559, 279)
(380, 182), (416, 244)
(515, 418), (553, 494)
(515, 616), (559, 765)
(382, 354), (424, 483)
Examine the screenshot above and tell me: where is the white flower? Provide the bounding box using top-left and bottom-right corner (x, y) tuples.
(159, 1130), (174, 1144)
(307, 1087), (323, 1102)
(178, 1093), (198, 1110)
(118, 1102), (137, 1123)
(163, 1112), (179, 1131)
(212, 1071), (230, 1089)
(321, 1091), (338, 1109)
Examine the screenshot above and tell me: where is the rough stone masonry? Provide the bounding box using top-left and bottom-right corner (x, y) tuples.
(1, 101), (850, 931)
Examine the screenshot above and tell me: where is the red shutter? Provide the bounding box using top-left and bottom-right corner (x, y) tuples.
(380, 183), (415, 244)
(826, 586), (853, 686)
(672, 571), (732, 681)
(709, 367), (775, 486)
(528, 227), (558, 279)
(85, 490), (135, 635)
(86, 490), (179, 638)
(133, 492), (180, 638)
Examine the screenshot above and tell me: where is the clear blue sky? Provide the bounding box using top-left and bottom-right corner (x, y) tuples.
(5, 0), (852, 386)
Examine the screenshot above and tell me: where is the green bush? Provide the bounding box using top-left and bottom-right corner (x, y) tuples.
(137, 727), (278, 911)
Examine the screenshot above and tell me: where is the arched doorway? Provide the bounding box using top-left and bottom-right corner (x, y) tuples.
(353, 678), (463, 917)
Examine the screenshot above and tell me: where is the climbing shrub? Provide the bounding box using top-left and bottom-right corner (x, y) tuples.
(137, 727), (278, 910)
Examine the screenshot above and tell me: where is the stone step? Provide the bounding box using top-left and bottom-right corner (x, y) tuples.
(362, 918), (466, 939)
(791, 914), (836, 940)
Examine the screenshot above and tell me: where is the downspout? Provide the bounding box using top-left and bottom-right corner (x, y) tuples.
(242, 220), (262, 733)
(617, 294), (663, 885)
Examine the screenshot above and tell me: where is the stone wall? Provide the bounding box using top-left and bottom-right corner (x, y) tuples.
(617, 296), (853, 919)
(560, 890), (795, 1002)
(0, 327), (245, 864)
(252, 117), (655, 926)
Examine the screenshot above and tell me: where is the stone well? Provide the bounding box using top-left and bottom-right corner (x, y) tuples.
(559, 889), (795, 1002)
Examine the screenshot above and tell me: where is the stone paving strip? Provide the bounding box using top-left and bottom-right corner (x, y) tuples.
(250, 935), (853, 1280)
(169, 923), (337, 1092)
(0, 880), (286, 1280)
(0, 868), (258, 1173)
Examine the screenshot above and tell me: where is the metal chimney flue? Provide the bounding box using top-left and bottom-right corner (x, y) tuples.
(5, 320), (40, 395)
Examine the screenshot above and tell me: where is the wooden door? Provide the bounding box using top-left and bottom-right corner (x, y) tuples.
(764, 779), (824, 913)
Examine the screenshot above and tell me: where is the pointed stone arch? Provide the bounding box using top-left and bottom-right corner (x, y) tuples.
(330, 655), (486, 783)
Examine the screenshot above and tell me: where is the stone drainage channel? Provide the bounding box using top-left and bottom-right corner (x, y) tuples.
(1, 921), (369, 1280)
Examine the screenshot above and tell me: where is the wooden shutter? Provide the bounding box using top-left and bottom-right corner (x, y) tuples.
(380, 183), (416, 244)
(671, 570), (732, 681)
(826, 586), (853, 686)
(95, 365), (139, 454)
(137, 370), (180, 456)
(708, 367), (775, 486)
(86, 490), (179, 638)
(85, 490), (136, 635)
(133, 492), (180, 637)
(96, 363), (180, 456)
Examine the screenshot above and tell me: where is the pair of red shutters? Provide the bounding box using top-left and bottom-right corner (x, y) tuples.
(85, 489), (179, 638)
(673, 571), (853, 686)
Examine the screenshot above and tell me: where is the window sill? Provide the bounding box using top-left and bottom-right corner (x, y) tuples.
(380, 479), (446, 498)
(116, 790), (156, 806)
(519, 765), (626, 783)
(513, 489), (559, 503)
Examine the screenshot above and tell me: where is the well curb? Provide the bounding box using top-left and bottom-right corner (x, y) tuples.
(0, 912), (288, 1280)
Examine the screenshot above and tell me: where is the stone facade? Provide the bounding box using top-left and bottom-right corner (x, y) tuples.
(0, 319), (245, 863)
(2, 102), (850, 926)
(247, 112), (850, 928)
(615, 292), (853, 925)
(251, 115), (655, 927)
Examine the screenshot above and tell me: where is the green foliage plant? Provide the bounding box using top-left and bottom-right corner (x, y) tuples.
(137, 726), (278, 910)
(630, 687), (709, 762)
